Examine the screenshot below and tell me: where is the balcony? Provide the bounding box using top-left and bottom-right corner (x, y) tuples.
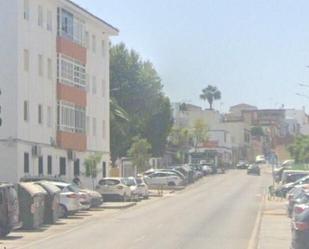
(57, 83), (86, 107)
(57, 36), (87, 64)
(57, 131), (87, 152)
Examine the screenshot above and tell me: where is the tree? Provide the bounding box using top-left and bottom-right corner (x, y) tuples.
(288, 135), (309, 163)
(84, 153), (103, 190)
(200, 85), (221, 109)
(168, 128), (191, 163)
(191, 119), (208, 149)
(128, 137), (152, 173)
(110, 43), (173, 161)
(179, 103), (188, 113)
(251, 126), (265, 137)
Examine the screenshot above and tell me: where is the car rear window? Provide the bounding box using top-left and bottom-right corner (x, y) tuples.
(99, 179), (120, 185)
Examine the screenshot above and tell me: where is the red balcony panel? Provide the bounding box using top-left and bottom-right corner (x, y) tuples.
(57, 83), (87, 107)
(57, 36), (87, 64)
(57, 131), (87, 152)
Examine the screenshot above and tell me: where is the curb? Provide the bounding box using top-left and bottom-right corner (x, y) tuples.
(247, 189), (267, 249)
(101, 202), (137, 209)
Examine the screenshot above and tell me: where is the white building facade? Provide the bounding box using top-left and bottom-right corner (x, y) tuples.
(0, 0), (118, 186)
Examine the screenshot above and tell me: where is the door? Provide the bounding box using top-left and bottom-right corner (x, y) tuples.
(102, 162), (106, 178)
(0, 189), (7, 229)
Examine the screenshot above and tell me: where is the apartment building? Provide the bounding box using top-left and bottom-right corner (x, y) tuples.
(0, 0), (118, 186)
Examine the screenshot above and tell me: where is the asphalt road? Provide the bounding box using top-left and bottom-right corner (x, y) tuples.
(18, 169), (271, 249)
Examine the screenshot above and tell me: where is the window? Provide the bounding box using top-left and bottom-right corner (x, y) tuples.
(38, 104), (43, 124)
(86, 74), (90, 92)
(59, 157), (66, 175)
(38, 54), (43, 76)
(58, 9), (84, 46)
(102, 162), (106, 178)
(24, 101), (29, 122)
(24, 0), (29, 20)
(58, 54), (86, 88)
(85, 31), (89, 49)
(101, 40), (105, 57)
(47, 156), (52, 175)
(92, 34), (96, 53)
(47, 106), (52, 127)
(92, 76), (97, 94)
(24, 49), (29, 72)
(38, 5), (43, 27)
(38, 156), (43, 175)
(92, 117), (97, 136)
(102, 120), (106, 139)
(58, 101), (86, 133)
(24, 153), (29, 173)
(47, 10), (52, 31)
(86, 116), (90, 134)
(102, 79), (106, 97)
(74, 159), (80, 176)
(47, 58), (52, 79)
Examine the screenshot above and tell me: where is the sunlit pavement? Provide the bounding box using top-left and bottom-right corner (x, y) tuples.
(1, 170), (271, 249)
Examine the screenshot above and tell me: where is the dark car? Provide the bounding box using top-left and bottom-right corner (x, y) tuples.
(247, 164), (260, 175)
(236, 161), (249, 169)
(291, 207), (309, 249)
(0, 183), (21, 237)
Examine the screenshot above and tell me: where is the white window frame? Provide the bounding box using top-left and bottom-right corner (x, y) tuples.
(24, 0), (30, 20)
(38, 104), (43, 124)
(47, 10), (52, 31)
(92, 34), (96, 53)
(47, 58), (52, 79)
(38, 54), (44, 76)
(92, 76), (97, 94)
(38, 5), (43, 27)
(24, 101), (29, 122)
(47, 106), (52, 127)
(24, 49), (29, 72)
(92, 117), (96, 136)
(58, 101), (86, 133)
(58, 54), (86, 89)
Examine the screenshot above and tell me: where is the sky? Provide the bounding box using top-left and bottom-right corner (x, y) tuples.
(75, 0), (309, 112)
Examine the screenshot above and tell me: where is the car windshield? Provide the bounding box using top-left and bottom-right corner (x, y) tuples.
(124, 178), (136, 186)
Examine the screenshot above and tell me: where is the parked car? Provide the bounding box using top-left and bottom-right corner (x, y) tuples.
(174, 165), (194, 184)
(201, 165), (213, 175)
(158, 169), (187, 184)
(48, 182), (81, 218)
(281, 171), (309, 185)
(236, 161), (249, 169)
(96, 178), (131, 202)
(0, 183), (21, 237)
(291, 206), (309, 249)
(144, 172), (183, 187)
(287, 188), (309, 218)
(276, 175), (309, 198)
(135, 177), (149, 199)
(247, 164), (260, 175)
(79, 188), (103, 208)
(123, 177), (139, 201)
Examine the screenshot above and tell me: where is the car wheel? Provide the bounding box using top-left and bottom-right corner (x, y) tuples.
(168, 181), (176, 187)
(58, 204), (68, 218)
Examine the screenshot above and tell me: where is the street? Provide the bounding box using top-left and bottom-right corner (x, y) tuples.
(7, 169), (271, 249)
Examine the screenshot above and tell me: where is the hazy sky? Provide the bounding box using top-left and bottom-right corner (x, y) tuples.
(75, 0), (309, 112)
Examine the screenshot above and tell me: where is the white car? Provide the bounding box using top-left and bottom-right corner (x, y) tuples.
(144, 172), (183, 187)
(96, 178), (132, 202)
(49, 182), (91, 211)
(123, 177), (140, 201)
(48, 182), (81, 218)
(135, 177), (149, 199)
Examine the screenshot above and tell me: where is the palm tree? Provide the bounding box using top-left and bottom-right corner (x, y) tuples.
(200, 85), (221, 109)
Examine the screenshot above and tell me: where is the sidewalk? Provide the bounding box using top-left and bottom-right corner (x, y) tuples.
(257, 199), (291, 249)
